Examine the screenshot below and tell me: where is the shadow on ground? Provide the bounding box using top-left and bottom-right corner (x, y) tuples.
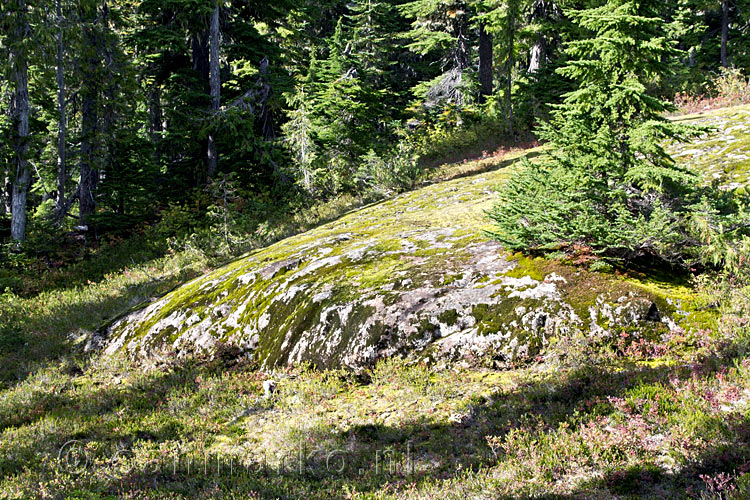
(1, 338), (747, 499)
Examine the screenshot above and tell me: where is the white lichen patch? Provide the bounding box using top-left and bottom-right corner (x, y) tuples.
(102, 107), (748, 369)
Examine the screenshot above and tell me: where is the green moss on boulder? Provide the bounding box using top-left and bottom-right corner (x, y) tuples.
(104, 106), (749, 370)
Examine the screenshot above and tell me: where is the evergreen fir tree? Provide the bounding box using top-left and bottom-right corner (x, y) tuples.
(346, 0), (392, 79)
(475, 0), (527, 130)
(282, 84), (319, 195)
(488, 0), (703, 264)
(298, 17), (389, 193)
(399, 0), (472, 105)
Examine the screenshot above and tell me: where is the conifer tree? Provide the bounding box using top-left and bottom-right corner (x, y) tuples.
(474, 0), (531, 126)
(3, 0), (33, 244)
(282, 85), (318, 194)
(346, 0), (392, 79)
(489, 0), (703, 263)
(206, 0), (221, 179)
(297, 16), (389, 192)
(399, 0), (472, 105)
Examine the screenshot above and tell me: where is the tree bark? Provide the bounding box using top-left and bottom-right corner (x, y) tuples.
(10, 0), (30, 244)
(190, 31), (209, 186)
(99, 2), (115, 186)
(528, 37), (545, 74)
(721, 0), (729, 67)
(527, 0), (553, 74)
(148, 83), (163, 166)
(191, 32), (210, 83)
(79, 91), (98, 224)
(478, 23), (493, 103)
(79, 12), (99, 225)
(256, 57), (275, 141)
(55, 0), (67, 213)
(505, 0), (516, 135)
(148, 85), (163, 145)
(444, 3), (470, 106)
(207, 2), (221, 179)
(454, 14), (470, 72)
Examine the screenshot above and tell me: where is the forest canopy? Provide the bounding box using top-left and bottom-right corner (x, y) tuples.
(1, 0), (749, 263)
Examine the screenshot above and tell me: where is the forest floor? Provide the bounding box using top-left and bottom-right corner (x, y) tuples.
(1, 105), (750, 499)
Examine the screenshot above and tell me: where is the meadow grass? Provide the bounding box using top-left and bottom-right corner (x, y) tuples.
(1, 106), (749, 499)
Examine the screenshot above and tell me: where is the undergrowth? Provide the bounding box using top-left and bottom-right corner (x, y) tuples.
(1, 106), (749, 499)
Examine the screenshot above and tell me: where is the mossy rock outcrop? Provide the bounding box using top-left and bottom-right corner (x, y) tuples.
(103, 106), (750, 370)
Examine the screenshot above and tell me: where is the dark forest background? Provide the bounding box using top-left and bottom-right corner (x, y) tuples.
(1, 0), (749, 290)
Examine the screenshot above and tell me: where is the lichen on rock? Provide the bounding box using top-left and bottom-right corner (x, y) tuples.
(103, 107), (748, 370)
(104, 179), (675, 370)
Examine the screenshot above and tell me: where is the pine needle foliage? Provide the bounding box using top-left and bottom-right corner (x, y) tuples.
(488, 0), (706, 264)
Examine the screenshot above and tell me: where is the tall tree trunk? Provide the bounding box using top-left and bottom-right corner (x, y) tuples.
(447, 4), (470, 106)
(10, 0), (30, 244)
(478, 23), (493, 103)
(191, 30), (209, 186)
(721, 0), (729, 67)
(528, 0), (553, 74)
(148, 84), (163, 166)
(79, 92), (98, 224)
(528, 37), (545, 73)
(207, 2), (221, 179)
(100, 2), (115, 187)
(253, 57), (275, 141)
(191, 32), (210, 82)
(505, 1), (516, 135)
(148, 85), (163, 145)
(55, 0), (67, 213)
(454, 17), (470, 72)
(79, 13), (99, 225)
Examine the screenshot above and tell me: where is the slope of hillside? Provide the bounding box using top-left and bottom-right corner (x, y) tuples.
(672, 105), (750, 190)
(101, 106), (750, 371)
(1, 105), (749, 499)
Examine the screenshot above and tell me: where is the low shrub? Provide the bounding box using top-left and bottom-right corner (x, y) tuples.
(674, 66), (750, 114)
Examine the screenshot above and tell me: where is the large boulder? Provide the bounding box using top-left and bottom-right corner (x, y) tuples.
(104, 161), (688, 370)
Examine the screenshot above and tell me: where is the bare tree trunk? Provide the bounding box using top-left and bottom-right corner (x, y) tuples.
(99, 2), (116, 205)
(10, 0), (30, 244)
(721, 0), (729, 67)
(527, 0), (553, 74)
(79, 12), (99, 225)
(478, 23), (493, 103)
(528, 37), (545, 73)
(79, 91), (98, 224)
(55, 0), (67, 213)
(148, 85), (163, 145)
(444, 4), (470, 106)
(148, 84), (163, 167)
(256, 57), (275, 141)
(454, 16), (470, 72)
(207, 2), (221, 179)
(505, 1), (516, 135)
